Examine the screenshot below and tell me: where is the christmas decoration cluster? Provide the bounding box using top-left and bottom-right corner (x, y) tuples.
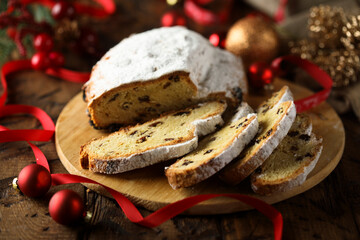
(289, 5), (360, 87)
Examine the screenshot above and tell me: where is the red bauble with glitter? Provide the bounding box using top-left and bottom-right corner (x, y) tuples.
(33, 33), (54, 52)
(161, 11), (186, 27)
(17, 164), (51, 198)
(248, 62), (275, 88)
(49, 189), (84, 225)
(31, 52), (51, 70)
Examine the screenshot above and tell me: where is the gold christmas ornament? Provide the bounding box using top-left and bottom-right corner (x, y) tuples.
(289, 5), (360, 87)
(225, 16), (280, 67)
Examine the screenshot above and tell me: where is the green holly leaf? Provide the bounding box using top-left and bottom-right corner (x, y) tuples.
(29, 4), (55, 26)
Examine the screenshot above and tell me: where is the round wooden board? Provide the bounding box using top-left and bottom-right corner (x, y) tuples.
(55, 79), (345, 215)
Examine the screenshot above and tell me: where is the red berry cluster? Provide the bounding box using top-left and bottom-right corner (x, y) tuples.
(1, 0), (101, 69)
(31, 33), (65, 70)
(30, 1), (78, 70)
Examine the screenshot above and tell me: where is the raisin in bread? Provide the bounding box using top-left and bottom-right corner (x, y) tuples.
(219, 101), (297, 185)
(165, 103), (258, 189)
(251, 114), (323, 195)
(80, 101), (226, 174)
(83, 26), (247, 129)
(257, 86), (293, 115)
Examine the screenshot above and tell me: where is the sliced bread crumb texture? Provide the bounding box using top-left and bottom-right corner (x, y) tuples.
(165, 113), (258, 189)
(80, 101), (227, 174)
(219, 101), (296, 185)
(251, 115), (323, 195)
(256, 86), (293, 115)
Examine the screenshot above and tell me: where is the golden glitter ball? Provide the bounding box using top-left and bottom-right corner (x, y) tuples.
(225, 16), (280, 67)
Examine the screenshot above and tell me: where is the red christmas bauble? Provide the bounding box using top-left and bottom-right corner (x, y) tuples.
(33, 33), (54, 52)
(161, 11), (186, 27)
(51, 1), (76, 20)
(17, 164), (51, 198)
(248, 62), (275, 88)
(31, 52), (51, 70)
(49, 189), (84, 225)
(209, 32), (226, 48)
(49, 51), (65, 68)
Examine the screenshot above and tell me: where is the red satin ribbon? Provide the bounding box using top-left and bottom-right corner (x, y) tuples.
(51, 174), (283, 234)
(271, 56), (333, 113)
(0, 60), (89, 143)
(185, 0), (288, 25)
(184, 0), (232, 26)
(274, 0), (288, 23)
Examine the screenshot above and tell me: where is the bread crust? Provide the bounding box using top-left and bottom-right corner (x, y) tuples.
(219, 101), (297, 185)
(251, 133), (323, 195)
(256, 86), (293, 114)
(80, 101), (227, 174)
(86, 71), (198, 128)
(83, 27), (247, 128)
(165, 113), (258, 189)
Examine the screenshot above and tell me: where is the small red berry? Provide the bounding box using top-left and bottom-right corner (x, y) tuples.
(51, 1), (76, 20)
(31, 52), (50, 70)
(34, 33), (54, 52)
(6, 27), (17, 39)
(49, 51), (65, 68)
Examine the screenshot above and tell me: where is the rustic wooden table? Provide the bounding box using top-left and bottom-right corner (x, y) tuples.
(1, 1), (360, 239)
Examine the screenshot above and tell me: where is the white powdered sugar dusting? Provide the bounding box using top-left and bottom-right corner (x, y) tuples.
(85, 26), (247, 104)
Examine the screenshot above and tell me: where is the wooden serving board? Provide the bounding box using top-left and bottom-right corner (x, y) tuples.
(55, 79), (345, 215)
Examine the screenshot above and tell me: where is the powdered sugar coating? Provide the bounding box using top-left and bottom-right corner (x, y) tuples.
(85, 26), (247, 105)
(230, 102), (254, 122)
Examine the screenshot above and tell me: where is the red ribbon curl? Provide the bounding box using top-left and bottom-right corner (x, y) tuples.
(184, 0), (232, 26)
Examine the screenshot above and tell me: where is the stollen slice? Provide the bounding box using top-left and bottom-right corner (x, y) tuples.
(165, 113), (258, 189)
(219, 101), (297, 185)
(230, 102), (254, 122)
(80, 101), (227, 174)
(256, 86), (293, 115)
(251, 114), (323, 195)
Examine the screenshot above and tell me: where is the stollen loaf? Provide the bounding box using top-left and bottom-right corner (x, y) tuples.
(83, 26), (247, 129)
